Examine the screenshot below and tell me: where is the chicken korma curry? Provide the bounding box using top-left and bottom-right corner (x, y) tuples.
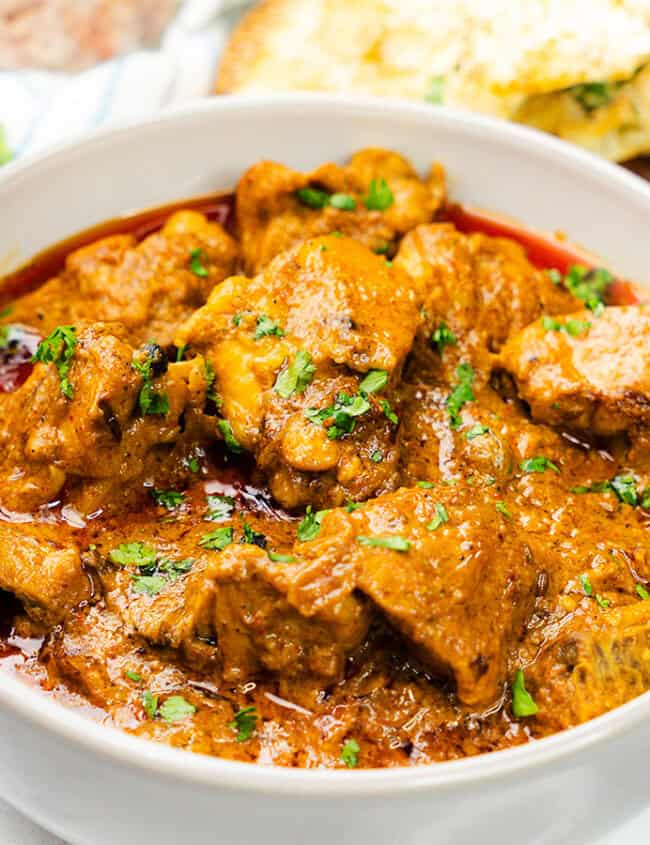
(0, 149), (648, 768)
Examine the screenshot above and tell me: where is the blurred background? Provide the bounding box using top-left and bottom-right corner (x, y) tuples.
(0, 0), (649, 180)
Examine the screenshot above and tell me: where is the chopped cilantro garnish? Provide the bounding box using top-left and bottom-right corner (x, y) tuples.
(357, 535), (410, 551)
(359, 369), (388, 395)
(131, 574), (167, 596)
(340, 738), (360, 768)
(426, 503), (449, 531)
(541, 316), (591, 337)
(380, 398), (399, 425)
(125, 670), (141, 683)
(199, 526), (233, 551)
(159, 696), (196, 723)
(370, 449), (383, 463)
(636, 584), (650, 601)
(579, 573), (593, 596)
(431, 321), (457, 356)
(240, 522), (267, 549)
(254, 314), (285, 340)
(465, 424), (489, 441)
(109, 542), (157, 568)
(305, 392), (371, 440)
(204, 359), (221, 405)
(274, 350), (316, 398)
(373, 242), (391, 255)
(151, 489), (185, 510)
(520, 457), (560, 474)
(345, 501), (362, 512)
(329, 193), (356, 210)
(595, 594), (610, 609)
(446, 362), (475, 429)
(496, 501), (512, 519)
(217, 419), (243, 454)
(229, 706), (258, 742)
(295, 186), (330, 209)
(189, 248), (209, 277)
(32, 325), (77, 399)
(363, 178), (394, 211)
(571, 481), (612, 495)
(610, 475), (638, 506)
(417, 481), (435, 489)
(511, 670), (538, 718)
(205, 493), (234, 522)
(296, 506), (327, 541)
(562, 265), (613, 315)
(142, 691), (158, 719)
(132, 344), (169, 416)
(267, 551), (296, 563)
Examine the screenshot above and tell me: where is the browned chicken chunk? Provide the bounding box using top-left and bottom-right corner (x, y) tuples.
(295, 486), (540, 706)
(177, 235), (420, 508)
(500, 306), (650, 435)
(6, 211), (238, 347)
(0, 323), (210, 513)
(236, 148), (446, 274)
(395, 223), (579, 377)
(0, 524), (90, 626)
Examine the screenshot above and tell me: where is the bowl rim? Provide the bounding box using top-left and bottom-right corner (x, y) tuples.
(2, 92), (650, 797)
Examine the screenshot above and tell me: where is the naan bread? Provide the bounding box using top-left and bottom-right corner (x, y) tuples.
(217, 0), (650, 161)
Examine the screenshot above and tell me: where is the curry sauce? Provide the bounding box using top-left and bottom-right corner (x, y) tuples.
(0, 148), (649, 769)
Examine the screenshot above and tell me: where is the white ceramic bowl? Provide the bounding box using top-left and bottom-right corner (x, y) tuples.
(1, 96), (650, 845)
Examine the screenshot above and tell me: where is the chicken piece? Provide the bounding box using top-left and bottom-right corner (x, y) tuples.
(524, 602), (650, 732)
(395, 224), (579, 378)
(100, 543), (372, 683)
(500, 306), (650, 435)
(6, 211), (238, 347)
(0, 323), (210, 513)
(295, 486), (540, 706)
(177, 235), (420, 508)
(0, 524), (91, 626)
(236, 148), (446, 274)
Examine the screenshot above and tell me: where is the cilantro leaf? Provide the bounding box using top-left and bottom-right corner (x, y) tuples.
(357, 535), (410, 551)
(579, 573), (593, 596)
(520, 456), (560, 474)
(496, 500), (512, 519)
(151, 489), (185, 510)
(229, 706), (258, 742)
(267, 551), (296, 563)
(199, 526), (233, 551)
(131, 574), (167, 596)
(132, 344), (169, 416)
(446, 362), (475, 429)
(431, 322), (457, 356)
(571, 81), (620, 113)
(159, 695), (196, 723)
(359, 369), (388, 395)
(254, 314), (285, 340)
(329, 193), (356, 210)
(465, 424), (489, 441)
(636, 584), (650, 601)
(511, 670), (538, 718)
(217, 419), (243, 453)
(610, 475), (638, 506)
(125, 670), (141, 683)
(380, 398), (399, 425)
(142, 691), (158, 719)
(109, 542), (157, 568)
(541, 316), (591, 337)
(363, 178), (394, 211)
(189, 248), (209, 277)
(340, 738), (360, 768)
(240, 522), (267, 549)
(426, 503), (449, 531)
(32, 325), (77, 399)
(563, 265), (613, 314)
(297, 506), (327, 541)
(295, 187), (330, 208)
(274, 350), (316, 398)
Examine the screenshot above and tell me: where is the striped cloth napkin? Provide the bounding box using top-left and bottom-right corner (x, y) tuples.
(0, 0), (250, 162)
